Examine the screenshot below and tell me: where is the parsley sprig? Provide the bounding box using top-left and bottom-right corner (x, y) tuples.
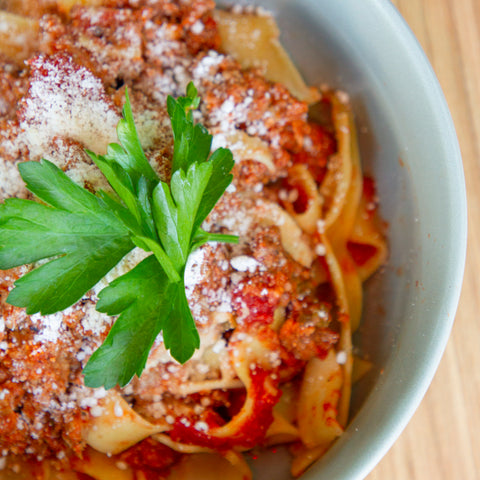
(0, 83), (237, 389)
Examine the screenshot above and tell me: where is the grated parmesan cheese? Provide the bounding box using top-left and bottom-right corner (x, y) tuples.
(20, 55), (119, 160)
(230, 255), (263, 273)
(184, 246), (207, 292)
(0, 158), (28, 201)
(190, 20), (205, 35)
(336, 351), (347, 365)
(30, 311), (65, 344)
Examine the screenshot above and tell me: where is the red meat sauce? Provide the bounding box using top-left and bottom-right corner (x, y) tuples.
(291, 121), (337, 186)
(347, 176), (383, 266)
(155, 319), (337, 450)
(169, 368), (281, 451)
(0, 0), (342, 473)
(119, 438), (182, 479)
(346, 242), (379, 267)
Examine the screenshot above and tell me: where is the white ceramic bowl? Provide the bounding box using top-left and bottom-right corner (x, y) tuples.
(219, 1), (467, 478)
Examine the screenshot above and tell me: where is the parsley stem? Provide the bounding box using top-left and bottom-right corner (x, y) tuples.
(133, 236), (181, 283)
(190, 231), (239, 253)
(199, 233), (239, 244)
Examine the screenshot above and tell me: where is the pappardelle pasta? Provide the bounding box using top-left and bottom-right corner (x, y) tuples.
(0, 0), (387, 479)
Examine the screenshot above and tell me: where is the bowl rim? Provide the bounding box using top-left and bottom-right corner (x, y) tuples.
(300, 1), (467, 479)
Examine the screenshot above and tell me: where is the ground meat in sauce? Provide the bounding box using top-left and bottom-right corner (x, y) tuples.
(0, 0), (340, 467)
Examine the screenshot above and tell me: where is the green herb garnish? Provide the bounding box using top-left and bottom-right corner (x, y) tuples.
(0, 82), (237, 389)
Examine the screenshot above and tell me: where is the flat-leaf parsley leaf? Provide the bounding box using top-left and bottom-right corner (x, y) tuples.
(0, 83), (238, 388)
(0, 160), (135, 314)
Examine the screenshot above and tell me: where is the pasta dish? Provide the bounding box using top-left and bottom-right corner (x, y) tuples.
(0, 0), (387, 478)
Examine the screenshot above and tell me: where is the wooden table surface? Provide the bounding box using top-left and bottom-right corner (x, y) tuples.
(366, 1), (480, 479)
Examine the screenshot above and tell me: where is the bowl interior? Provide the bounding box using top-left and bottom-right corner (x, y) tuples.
(217, 1), (467, 479)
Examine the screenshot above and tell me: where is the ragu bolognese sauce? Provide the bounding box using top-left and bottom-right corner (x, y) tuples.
(0, 0), (386, 478)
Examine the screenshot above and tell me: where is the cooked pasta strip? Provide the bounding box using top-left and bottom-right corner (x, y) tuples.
(83, 391), (167, 455)
(0, 461), (41, 480)
(322, 91), (364, 332)
(291, 351), (344, 476)
(297, 351), (343, 449)
(71, 447), (135, 480)
(348, 192), (388, 281)
(222, 451), (253, 480)
(265, 382), (300, 445)
(173, 378), (244, 396)
(4, 0), (106, 15)
(167, 452), (252, 480)
(264, 411), (300, 446)
(0, 10), (39, 63)
(56, 0), (105, 13)
(320, 92), (361, 231)
(283, 164), (323, 235)
(43, 466), (80, 480)
(319, 93), (364, 430)
(290, 444), (329, 478)
(213, 130), (276, 172)
(352, 355), (374, 383)
(213, 9), (320, 104)
(167, 336), (281, 449)
(256, 200), (315, 268)
(319, 230), (356, 429)
(152, 434), (214, 455)
(337, 318), (353, 428)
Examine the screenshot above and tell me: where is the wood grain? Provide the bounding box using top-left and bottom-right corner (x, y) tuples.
(367, 1), (480, 479)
